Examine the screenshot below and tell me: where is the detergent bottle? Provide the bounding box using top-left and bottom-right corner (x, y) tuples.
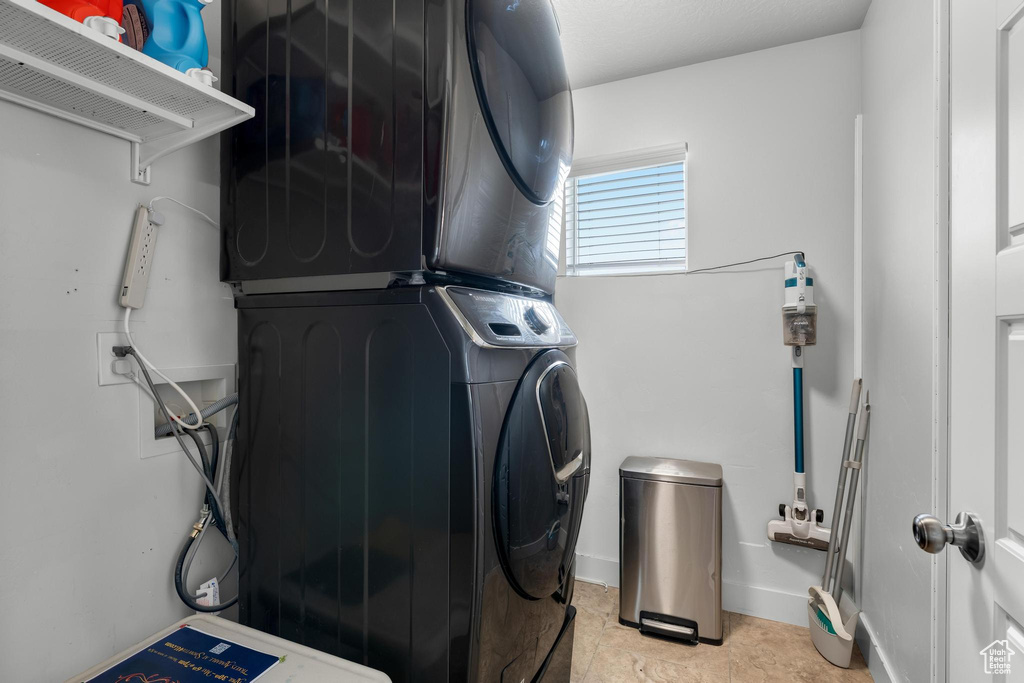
(138, 0), (214, 84)
(38, 0), (125, 40)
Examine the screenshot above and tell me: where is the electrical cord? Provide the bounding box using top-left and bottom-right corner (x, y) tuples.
(119, 197), (235, 613)
(183, 427), (227, 533)
(123, 308), (204, 431)
(147, 196), (219, 228)
(120, 347), (223, 519)
(137, 356), (238, 613)
(123, 198), (222, 433)
(177, 419), (237, 611)
(684, 251), (806, 275)
(199, 424), (227, 532)
(128, 371), (157, 403)
(172, 421), (238, 612)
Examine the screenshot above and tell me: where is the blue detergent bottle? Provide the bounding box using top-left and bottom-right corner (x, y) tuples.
(139, 0), (211, 78)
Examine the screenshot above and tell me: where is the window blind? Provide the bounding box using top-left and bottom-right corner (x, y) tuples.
(564, 159), (686, 275)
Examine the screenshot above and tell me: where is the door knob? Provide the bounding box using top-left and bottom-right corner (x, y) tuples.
(912, 511), (985, 565)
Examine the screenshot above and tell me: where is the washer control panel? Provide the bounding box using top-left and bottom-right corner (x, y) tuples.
(439, 286), (577, 348)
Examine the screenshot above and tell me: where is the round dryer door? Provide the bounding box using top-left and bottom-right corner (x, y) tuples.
(466, 0), (574, 205)
(494, 350), (590, 600)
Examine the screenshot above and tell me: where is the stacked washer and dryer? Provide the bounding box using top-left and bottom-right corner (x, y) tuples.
(220, 1), (590, 681)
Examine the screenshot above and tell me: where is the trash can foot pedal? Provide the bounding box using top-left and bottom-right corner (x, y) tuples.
(639, 612), (698, 644)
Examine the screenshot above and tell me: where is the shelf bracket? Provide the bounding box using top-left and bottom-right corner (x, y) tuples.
(131, 142), (152, 185)
(129, 112), (249, 185)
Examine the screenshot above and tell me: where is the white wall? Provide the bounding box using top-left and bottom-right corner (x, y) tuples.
(0, 9), (235, 680)
(557, 31), (862, 625)
(857, 1), (942, 681)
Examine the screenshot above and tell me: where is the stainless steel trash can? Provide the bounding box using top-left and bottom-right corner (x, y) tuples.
(619, 456), (723, 645)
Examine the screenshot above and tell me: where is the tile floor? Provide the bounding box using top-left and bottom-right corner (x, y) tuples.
(570, 581), (873, 683)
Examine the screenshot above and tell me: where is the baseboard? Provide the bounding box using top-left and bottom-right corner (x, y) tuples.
(574, 553), (619, 588)
(856, 613), (897, 683)
(721, 581), (808, 627)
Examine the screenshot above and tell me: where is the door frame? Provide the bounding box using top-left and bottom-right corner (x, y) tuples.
(855, 4), (951, 679)
(932, 3), (952, 683)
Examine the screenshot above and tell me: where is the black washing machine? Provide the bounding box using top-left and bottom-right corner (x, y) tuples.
(233, 285), (590, 682)
(221, 0), (574, 295)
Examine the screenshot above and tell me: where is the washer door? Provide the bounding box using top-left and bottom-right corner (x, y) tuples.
(495, 350), (590, 600)
(467, 0), (574, 205)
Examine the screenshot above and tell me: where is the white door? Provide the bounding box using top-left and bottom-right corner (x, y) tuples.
(940, 0), (1024, 679)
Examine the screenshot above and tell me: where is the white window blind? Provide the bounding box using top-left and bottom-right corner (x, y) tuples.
(564, 154), (686, 276)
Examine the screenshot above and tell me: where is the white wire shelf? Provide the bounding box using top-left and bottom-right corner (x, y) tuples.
(0, 0), (254, 184)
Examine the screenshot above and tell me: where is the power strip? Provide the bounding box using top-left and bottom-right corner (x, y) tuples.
(120, 205), (160, 309)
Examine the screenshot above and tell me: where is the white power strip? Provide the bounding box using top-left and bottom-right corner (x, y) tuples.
(119, 205), (160, 309)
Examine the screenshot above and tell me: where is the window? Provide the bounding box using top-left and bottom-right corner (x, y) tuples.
(564, 146), (687, 276)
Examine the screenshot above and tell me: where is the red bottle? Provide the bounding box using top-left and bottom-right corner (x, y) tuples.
(38, 0), (125, 40)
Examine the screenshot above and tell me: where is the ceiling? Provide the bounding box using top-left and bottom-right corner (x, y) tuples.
(552, 0), (872, 89)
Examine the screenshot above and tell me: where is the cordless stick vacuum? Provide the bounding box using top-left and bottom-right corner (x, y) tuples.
(767, 254), (830, 550)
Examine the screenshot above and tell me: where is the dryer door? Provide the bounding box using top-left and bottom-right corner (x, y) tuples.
(495, 350), (590, 600)
(467, 0), (574, 205)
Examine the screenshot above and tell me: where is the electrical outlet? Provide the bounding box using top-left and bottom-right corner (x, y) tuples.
(119, 205), (158, 309)
(97, 332), (132, 386)
(97, 335), (235, 458)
